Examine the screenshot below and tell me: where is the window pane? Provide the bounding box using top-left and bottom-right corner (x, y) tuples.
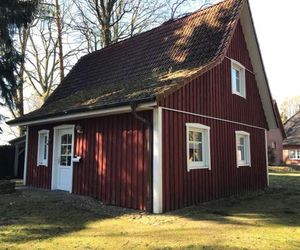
(61, 145), (68, 155)
(189, 131), (193, 141)
(67, 145), (72, 155)
(67, 134), (72, 144)
(43, 144), (47, 160)
(189, 143), (194, 162)
(67, 156), (71, 166)
(236, 77), (240, 92)
(61, 135), (68, 144)
(60, 156), (67, 166)
(239, 137), (245, 146)
(232, 68), (240, 93)
(193, 132), (202, 142)
(238, 145), (245, 161)
(194, 143), (203, 162)
(289, 150), (295, 159)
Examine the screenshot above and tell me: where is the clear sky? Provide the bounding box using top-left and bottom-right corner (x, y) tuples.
(248, 0), (300, 105)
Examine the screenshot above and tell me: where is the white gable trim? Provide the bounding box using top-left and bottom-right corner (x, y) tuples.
(239, 0), (278, 130)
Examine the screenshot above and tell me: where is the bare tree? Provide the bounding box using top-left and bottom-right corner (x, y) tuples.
(280, 96), (300, 123)
(18, 0), (83, 105)
(70, 0), (213, 53)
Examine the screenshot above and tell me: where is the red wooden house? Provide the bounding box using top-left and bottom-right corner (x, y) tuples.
(8, 0), (278, 213)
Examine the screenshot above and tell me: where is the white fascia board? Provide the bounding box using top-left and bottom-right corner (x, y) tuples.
(11, 102), (157, 127)
(240, 1), (278, 130)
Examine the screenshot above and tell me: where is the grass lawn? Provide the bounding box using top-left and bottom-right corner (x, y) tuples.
(1, 171), (300, 250)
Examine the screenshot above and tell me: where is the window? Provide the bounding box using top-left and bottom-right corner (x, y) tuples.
(186, 123), (211, 171)
(231, 60), (246, 98)
(37, 130), (49, 166)
(289, 150), (300, 160)
(235, 131), (251, 167)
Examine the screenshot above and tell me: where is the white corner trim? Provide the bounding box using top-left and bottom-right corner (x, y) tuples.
(265, 129), (269, 186)
(153, 107), (163, 214)
(23, 126), (29, 185)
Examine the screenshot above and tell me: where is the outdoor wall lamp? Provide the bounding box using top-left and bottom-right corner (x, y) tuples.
(76, 124), (83, 134)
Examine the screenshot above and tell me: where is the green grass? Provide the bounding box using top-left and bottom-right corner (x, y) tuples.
(1, 171), (300, 249)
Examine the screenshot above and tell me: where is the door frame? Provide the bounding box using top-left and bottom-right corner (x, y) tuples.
(51, 124), (75, 192)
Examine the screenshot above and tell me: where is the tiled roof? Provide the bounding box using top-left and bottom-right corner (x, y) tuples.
(284, 111), (300, 146)
(9, 0), (244, 124)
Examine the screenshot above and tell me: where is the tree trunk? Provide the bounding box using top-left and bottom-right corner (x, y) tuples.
(55, 0), (64, 81)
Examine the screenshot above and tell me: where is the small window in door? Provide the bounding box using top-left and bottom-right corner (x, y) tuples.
(60, 134), (72, 166)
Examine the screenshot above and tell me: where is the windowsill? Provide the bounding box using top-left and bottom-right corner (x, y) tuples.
(232, 91), (246, 99)
(188, 166), (211, 172)
(237, 164), (251, 168)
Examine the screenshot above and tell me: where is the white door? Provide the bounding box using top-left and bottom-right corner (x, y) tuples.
(54, 128), (74, 192)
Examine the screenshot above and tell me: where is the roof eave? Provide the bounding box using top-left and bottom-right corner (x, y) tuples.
(7, 97), (157, 126)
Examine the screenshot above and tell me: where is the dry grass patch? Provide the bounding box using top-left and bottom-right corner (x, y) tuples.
(0, 171), (300, 249)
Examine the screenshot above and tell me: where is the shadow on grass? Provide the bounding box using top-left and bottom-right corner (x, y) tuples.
(167, 173), (300, 228)
(0, 173), (300, 245)
(0, 189), (136, 244)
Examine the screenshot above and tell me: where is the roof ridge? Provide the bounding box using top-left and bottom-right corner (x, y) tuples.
(9, 0), (244, 125)
(284, 109), (300, 126)
(81, 0), (239, 60)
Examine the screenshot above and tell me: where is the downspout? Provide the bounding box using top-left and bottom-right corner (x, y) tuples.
(131, 102), (153, 213)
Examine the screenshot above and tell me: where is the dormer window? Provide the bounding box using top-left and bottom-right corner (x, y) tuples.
(231, 59), (246, 98)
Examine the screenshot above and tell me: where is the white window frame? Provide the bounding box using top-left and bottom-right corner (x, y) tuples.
(235, 131), (251, 167)
(186, 123), (211, 171)
(231, 59), (246, 98)
(289, 150), (300, 160)
(37, 129), (49, 166)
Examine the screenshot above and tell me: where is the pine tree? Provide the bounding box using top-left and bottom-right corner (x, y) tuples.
(0, 0), (38, 134)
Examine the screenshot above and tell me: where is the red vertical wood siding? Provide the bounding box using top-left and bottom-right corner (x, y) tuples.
(161, 111), (267, 211)
(26, 111), (151, 211)
(159, 21), (268, 212)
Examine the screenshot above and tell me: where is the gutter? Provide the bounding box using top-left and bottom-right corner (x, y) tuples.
(131, 102), (153, 213)
(7, 98), (156, 126)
